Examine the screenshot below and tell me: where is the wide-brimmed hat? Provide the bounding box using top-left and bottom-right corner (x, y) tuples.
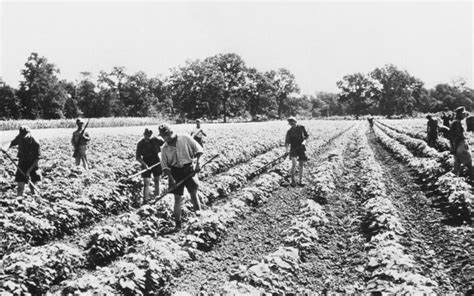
(76, 118), (84, 125)
(196, 119), (201, 123)
(287, 116), (297, 123)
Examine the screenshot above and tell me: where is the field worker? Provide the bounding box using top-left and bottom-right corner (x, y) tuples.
(450, 106), (473, 178)
(368, 116), (374, 129)
(1, 126), (41, 196)
(71, 118), (91, 170)
(426, 114), (439, 147)
(285, 117), (309, 187)
(190, 119), (207, 147)
(441, 107), (452, 128)
(159, 123), (203, 230)
(136, 128), (164, 203)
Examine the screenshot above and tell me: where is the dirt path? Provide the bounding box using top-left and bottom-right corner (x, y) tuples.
(366, 129), (473, 293)
(170, 127), (373, 294)
(289, 129), (370, 292)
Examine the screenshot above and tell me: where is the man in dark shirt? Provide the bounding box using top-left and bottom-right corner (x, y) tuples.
(285, 117), (309, 187)
(450, 107), (472, 178)
(136, 128), (165, 204)
(441, 107), (452, 128)
(2, 126), (41, 196)
(71, 118), (91, 170)
(426, 115), (438, 147)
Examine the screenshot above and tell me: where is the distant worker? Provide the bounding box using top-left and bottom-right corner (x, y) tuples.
(426, 114), (439, 147)
(190, 119), (207, 147)
(136, 128), (165, 204)
(159, 123), (203, 230)
(441, 107), (453, 138)
(441, 107), (452, 128)
(71, 118), (91, 170)
(368, 116), (374, 129)
(285, 117), (309, 187)
(450, 106), (472, 179)
(2, 126), (41, 197)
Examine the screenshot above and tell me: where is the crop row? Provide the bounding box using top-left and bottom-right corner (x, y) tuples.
(222, 126), (351, 294)
(375, 121), (447, 160)
(373, 125), (473, 224)
(0, 125), (288, 255)
(377, 119), (450, 152)
(0, 124), (353, 295)
(356, 127), (437, 293)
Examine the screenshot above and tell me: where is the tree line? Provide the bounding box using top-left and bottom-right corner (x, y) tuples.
(0, 52), (472, 121)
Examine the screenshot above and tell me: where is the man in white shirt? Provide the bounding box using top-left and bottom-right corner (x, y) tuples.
(190, 119), (207, 147)
(159, 123), (203, 230)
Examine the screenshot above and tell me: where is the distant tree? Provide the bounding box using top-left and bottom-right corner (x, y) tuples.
(317, 92), (345, 117)
(167, 59), (217, 119)
(61, 80), (81, 118)
(336, 73), (375, 116)
(206, 53), (248, 122)
(0, 82), (21, 119)
(17, 53), (68, 119)
(266, 68), (300, 118)
(308, 95), (326, 117)
(77, 73), (100, 117)
(430, 83), (474, 111)
(370, 64), (424, 116)
(120, 71), (167, 116)
(411, 88), (436, 113)
(243, 67), (277, 118)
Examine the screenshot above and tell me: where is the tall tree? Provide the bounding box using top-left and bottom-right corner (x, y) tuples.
(17, 53), (68, 119)
(370, 64), (424, 116)
(0, 82), (21, 119)
(336, 73), (375, 116)
(244, 67), (277, 119)
(77, 73), (101, 117)
(266, 68), (300, 118)
(207, 53), (248, 122)
(61, 80), (81, 118)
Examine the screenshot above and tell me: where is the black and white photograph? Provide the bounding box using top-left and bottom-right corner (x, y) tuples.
(0, 0), (472, 294)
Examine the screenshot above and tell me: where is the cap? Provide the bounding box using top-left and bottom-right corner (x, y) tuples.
(144, 128), (153, 136)
(76, 118), (84, 125)
(19, 126), (30, 136)
(287, 116), (297, 123)
(196, 119), (201, 123)
(455, 106), (465, 114)
(158, 123), (172, 135)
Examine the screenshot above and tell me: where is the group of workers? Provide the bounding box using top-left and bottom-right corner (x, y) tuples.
(426, 106), (473, 178)
(1, 117), (309, 230)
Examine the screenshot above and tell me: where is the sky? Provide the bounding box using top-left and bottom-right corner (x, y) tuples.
(0, 1), (472, 95)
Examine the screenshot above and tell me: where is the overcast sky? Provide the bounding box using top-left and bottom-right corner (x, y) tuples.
(0, 1), (472, 95)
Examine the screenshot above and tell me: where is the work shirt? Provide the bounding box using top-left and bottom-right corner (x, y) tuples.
(285, 125), (309, 147)
(71, 129), (90, 147)
(161, 134), (203, 171)
(450, 120), (466, 149)
(191, 127), (205, 139)
(136, 137), (164, 160)
(441, 113), (452, 127)
(10, 133), (40, 162)
(427, 119), (438, 136)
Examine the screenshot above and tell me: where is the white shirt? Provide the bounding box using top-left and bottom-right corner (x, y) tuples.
(191, 127), (204, 139)
(161, 134), (203, 170)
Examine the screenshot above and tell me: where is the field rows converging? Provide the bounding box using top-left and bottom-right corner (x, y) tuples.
(1, 119), (472, 294)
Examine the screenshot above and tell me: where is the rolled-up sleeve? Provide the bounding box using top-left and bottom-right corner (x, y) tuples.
(187, 135), (203, 156)
(161, 146), (170, 171)
(302, 126), (309, 140)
